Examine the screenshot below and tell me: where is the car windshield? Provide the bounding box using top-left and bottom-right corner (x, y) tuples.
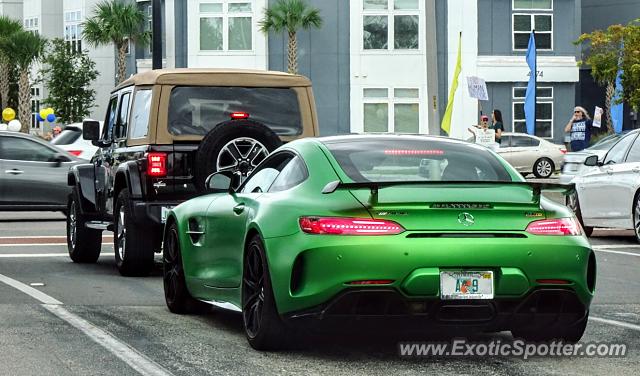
(168, 86), (303, 136)
(51, 129), (81, 145)
(323, 137), (513, 182)
(586, 134), (621, 151)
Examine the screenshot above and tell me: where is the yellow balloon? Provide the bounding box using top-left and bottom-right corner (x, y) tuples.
(39, 108), (48, 119)
(45, 108), (55, 117)
(2, 107), (15, 122)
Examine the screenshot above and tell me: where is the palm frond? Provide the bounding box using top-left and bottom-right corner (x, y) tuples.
(82, 0), (148, 48)
(0, 30), (47, 70)
(259, 0), (322, 34)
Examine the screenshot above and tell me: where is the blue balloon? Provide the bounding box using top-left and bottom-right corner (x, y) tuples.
(36, 114), (44, 122)
(46, 113), (56, 123)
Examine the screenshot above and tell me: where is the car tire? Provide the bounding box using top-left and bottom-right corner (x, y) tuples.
(533, 157), (554, 179)
(511, 311), (589, 343)
(163, 221), (210, 314)
(633, 193), (640, 244)
(67, 193), (102, 263)
(242, 235), (289, 351)
(566, 193), (594, 237)
(194, 119), (282, 192)
(114, 189), (155, 276)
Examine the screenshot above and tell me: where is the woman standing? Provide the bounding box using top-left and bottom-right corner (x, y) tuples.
(491, 109), (505, 144)
(564, 106), (593, 152)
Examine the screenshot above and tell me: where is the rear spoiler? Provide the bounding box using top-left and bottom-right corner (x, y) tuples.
(321, 180), (575, 205)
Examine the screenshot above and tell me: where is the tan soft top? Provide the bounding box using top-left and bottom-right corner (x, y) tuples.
(115, 68), (312, 92)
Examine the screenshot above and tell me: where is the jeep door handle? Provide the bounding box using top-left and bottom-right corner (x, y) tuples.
(233, 204), (245, 214)
(4, 169), (23, 175)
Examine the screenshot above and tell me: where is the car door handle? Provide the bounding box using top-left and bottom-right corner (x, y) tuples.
(233, 204), (245, 214)
(4, 169), (23, 175)
(633, 168), (640, 173)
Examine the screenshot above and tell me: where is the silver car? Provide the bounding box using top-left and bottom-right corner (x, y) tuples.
(497, 132), (566, 178)
(560, 132), (629, 184)
(0, 131), (81, 213)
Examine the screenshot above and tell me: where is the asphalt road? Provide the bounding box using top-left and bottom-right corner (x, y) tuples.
(0, 211), (639, 375)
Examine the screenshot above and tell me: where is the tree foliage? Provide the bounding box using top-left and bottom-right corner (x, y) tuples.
(0, 16), (22, 110)
(40, 39), (99, 124)
(577, 19), (640, 111)
(83, 0), (149, 83)
(259, 0), (322, 74)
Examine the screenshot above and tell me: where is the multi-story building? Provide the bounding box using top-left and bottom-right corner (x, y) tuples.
(1, 0), (628, 141)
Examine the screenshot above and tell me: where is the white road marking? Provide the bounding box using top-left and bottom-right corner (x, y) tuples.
(594, 249), (640, 257)
(592, 244), (640, 250)
(0, 253), (115, 258)
(590, 316), (640, 331)
(0, 273), (62, 305)
(43, 304), (173, 376)
(0, 235), (68, 239)
(0, 243), (68, 247)
(0, 273), (173, 376)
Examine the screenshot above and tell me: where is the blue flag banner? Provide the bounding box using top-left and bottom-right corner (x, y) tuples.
(524, 31), (537, 135)
(611, 67), (624, 134)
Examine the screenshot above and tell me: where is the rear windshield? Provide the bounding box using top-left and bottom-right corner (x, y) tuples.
(323, 138), (512, 182)
(168, 86), (302, 136)
(51, 129), (81, 145)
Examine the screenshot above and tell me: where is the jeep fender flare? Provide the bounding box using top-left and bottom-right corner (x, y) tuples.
(67, 164), (100, 215)
(114, 161), (143, 205)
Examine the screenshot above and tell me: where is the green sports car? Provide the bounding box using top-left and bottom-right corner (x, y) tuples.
(162, 135), (595, 350)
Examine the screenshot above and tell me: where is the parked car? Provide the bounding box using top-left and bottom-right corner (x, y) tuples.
(560, 132), (627, 184)
(0, 131), (80, 213)
(163, 135), (594, 350)
(568, 129), (640, 239)
(51, 122), (102, 160)
(66, 68), (319, 276)
(496, 132), (566, 178)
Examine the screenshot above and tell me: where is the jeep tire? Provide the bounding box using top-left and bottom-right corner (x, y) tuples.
(67, 192), (102, 263)
(194, 119), (282, 191)
(114, 190), (155, 276)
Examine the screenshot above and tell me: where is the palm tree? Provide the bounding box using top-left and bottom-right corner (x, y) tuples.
(259, 0), (322, 74)
(83, 0), (149, 84)
(0, 30), (46, 132)
(0, 16), (23, 110)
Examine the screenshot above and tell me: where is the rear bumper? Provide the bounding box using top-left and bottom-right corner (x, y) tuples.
(132, 200), (183, 226)
(263, 232), (595, 316)
(284, 288), (587, 333)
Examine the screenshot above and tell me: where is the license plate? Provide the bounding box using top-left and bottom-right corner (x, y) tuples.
(440, 271), (494, 300)
(160, 207), (173, 223)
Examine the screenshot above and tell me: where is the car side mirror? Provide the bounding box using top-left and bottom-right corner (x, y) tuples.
(82, 119), (101, 141)
(584, 155), (599, 167)
(50, 153), (70, 167)
(205, 172), (238, 193)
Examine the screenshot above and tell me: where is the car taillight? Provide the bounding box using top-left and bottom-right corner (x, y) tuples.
(526, 218), (581, 236)
(68, 150), (82, 156)
(147, 152), (167, 177)
(230, 112), (250, 120)
(560, 148), (567, 154)
(299, 217), (404, 235)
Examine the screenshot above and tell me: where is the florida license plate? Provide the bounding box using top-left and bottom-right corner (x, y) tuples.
(440, 271), (494, 300)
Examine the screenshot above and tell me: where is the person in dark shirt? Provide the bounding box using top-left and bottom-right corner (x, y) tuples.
(491, 109), (505, 144)
(564, 106), (593, 152)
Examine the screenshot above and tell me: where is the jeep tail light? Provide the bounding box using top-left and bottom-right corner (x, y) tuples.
(299, 217), (404, 235)
(526, 218), (581, 236)
(147, 152), (167, 177)
(230, 112), (250, 120)
(68, 150), (82, 156)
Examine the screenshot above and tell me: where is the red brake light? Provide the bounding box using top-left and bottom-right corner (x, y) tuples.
(68, 150), (82, 156)
(299, 217), (404, 235)
(526, 218), (581, 236)
(147, 152), (167, 177)
(230, 112), (250, 120)
(536, 279), (571, 285)
(347, 280), (395, 285)
(384, 149), (444, 156)
(560, 148), (567, 154)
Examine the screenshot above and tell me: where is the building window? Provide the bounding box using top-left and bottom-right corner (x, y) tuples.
(64, 10), (83, 53)
(198, 1), (253, 51)
(147, 5), (153, 55)
(31, 87), (41, 129)
(363, 0), (420, 51)
(363, 87), (420, 133)
(512, 0), (552, 51)
(512, 86), (553, 138)
(24, 17), (39, 34)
